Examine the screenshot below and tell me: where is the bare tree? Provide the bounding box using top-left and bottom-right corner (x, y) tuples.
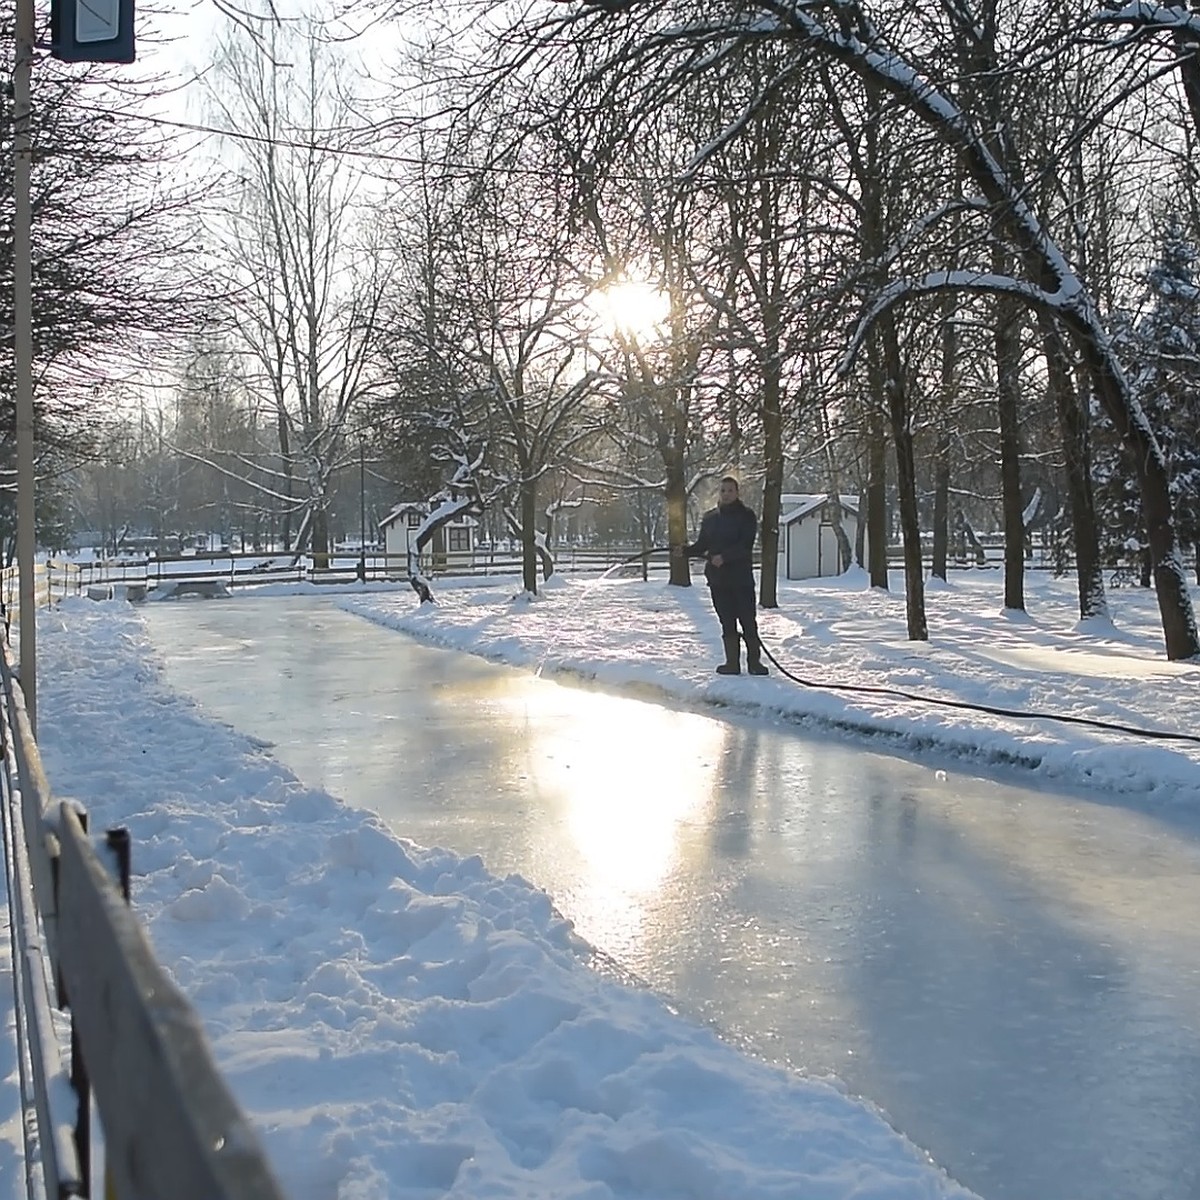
(694, 58), (851, 607)
(555, 105), (725, 589)
(203, 16), (392, 565)
(495, 0), (1198, 656)
(0, 30), (210, 548)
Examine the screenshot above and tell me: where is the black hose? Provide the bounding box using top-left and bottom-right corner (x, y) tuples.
(617, 546), (671, 565)
(756, 642), (1200, 745)
(618, 546), (1200, 747)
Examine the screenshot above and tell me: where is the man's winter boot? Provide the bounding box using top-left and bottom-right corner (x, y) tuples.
(746, 636), (769, 676)
(715, 634), (741, 675)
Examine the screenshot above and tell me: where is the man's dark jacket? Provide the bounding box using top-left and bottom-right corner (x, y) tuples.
(685, 500), (757, 589)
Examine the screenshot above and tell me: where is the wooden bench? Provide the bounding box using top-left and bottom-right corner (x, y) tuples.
(87, 582), (148, 602)
(153, 579), (231, 600)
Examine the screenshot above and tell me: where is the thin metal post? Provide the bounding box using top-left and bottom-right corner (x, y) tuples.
(14, 0), (37, 733)
(358, 440), (367, 583)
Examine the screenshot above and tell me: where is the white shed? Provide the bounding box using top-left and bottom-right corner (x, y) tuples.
(379, 501), (477, 570)
(778, 494), (861, 580)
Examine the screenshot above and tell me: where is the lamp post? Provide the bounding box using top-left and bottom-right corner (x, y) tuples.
(357, 440), (367, 583)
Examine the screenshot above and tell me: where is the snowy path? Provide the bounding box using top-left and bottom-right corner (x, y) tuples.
(144, 595), (1200, 1200)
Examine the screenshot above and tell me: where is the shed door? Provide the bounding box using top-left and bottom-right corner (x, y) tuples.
(818, 522), (843, 576)
(788, 520), (818, 579)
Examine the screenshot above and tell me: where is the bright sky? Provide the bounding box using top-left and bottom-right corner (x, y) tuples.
(4, 566), (1199, 1198)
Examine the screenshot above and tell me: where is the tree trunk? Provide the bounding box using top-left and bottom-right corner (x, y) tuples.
(959, 508), (987, 565)
(277, 416), (293, 553)
(311, 506), (330, 571)
(891, 414), (927, 639)
(882, 319), (927, 640)
(854, 493), (868, 567)
(406, 546), (434, 604)
(866, 405), (888, 587)
(827, 496), (854, 571)
(859, 94), (893, 595)
(931, 427), (950, 582)
(1173, 30), (1200, 142)
(666, 400), (691, 587)
(1039, 316), (1106, 619)
(541, 510), (556, 582)
(996, 287), (1026, 612)
(756, 156), (784, 608)
(931, 297), (957, 582)
(759, 356), (784, 607)
(820, 409), (854, 574)
(520, 479), (539, 595)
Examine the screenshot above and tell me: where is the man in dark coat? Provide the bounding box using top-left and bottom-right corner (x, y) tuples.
(683, 476), (769, 676)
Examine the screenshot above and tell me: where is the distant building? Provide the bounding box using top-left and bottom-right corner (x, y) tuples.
(378, 501), (477, 571)
(778, 494), (863, 580)
(66, 530), (104, 554)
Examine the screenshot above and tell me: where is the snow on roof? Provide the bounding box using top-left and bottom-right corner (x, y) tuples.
(379, 501), (477, 529)
(779, 494), (860, 523)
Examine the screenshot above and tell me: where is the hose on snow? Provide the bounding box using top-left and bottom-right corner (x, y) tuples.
(610, 546), (1200, 747)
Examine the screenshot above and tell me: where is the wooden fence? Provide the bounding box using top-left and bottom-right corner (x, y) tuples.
(0, 638), (287, 1199)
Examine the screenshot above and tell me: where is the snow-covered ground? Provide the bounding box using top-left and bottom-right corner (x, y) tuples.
(4, 566), (1197, 1199)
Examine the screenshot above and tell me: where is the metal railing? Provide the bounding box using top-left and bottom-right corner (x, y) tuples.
(1, 561), (61, 627)
(34, 547), (680, 593)
(14, 543), (1194, 609)
(0, 639), (287, 1199)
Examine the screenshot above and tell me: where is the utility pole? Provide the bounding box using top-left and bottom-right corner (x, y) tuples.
(12, 0), (134, 735)
(14, 0), (37, 733)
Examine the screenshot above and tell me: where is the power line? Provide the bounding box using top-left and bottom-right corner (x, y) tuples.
(61, 99), (902, 189)
(62, 100), (669, 180)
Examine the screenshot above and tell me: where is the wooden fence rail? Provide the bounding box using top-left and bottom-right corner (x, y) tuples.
(0, 639), (288, 1200)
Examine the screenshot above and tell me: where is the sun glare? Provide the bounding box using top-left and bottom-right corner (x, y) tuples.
(522, 686), (726, 956)
(589, 278), (671, 342)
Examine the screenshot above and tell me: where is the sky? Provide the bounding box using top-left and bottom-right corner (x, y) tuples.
(4, 565), (1199, 1199)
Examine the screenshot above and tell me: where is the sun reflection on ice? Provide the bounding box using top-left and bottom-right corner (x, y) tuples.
(521, 685), (727, 954)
